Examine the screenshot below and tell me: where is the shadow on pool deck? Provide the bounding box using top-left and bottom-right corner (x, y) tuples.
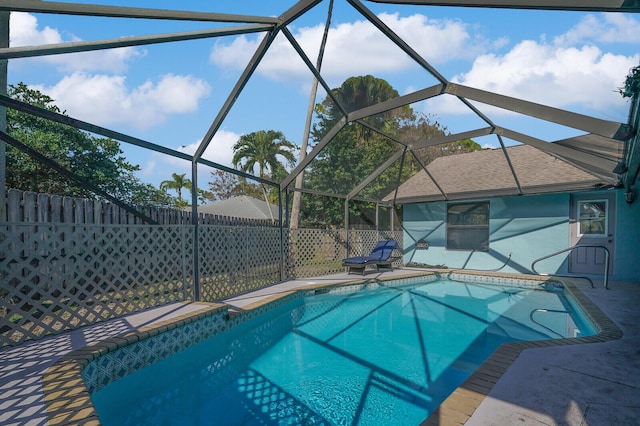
(0, 303), (210, 425)
(0, 269), (638, 425)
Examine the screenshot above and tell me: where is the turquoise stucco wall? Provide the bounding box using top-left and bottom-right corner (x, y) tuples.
(612, 189), (640, 281)
(403, 193), (571, 275)
(403, 189), (640, 281)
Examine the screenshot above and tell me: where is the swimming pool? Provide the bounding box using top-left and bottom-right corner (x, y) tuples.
(85, 275), (595, 425)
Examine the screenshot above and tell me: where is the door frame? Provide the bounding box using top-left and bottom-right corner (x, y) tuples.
(569, 192), (615, 274)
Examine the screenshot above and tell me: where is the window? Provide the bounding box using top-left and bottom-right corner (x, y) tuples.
(446, 202), (489, 251)
(577, 200), (607, 237)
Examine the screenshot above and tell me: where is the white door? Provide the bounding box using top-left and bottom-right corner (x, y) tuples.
(569, 194), (615, 275)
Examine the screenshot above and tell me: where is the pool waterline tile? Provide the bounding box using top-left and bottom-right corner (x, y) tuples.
(41, 271), (622, 426)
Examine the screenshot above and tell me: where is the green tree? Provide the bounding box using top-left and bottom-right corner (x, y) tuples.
(232, 130), (297, 179)
(402, 115), (481, 172)
(303, 76), (411, 227)
(619, 63), (640, 98)
(207, 169), (262, 201)
(291, 0), (335, 229)
(318, 74), (413, 139)
(232, 130), (297, 221)
(160, 172), (192, 205)
(303, 76), (481, 228)
(6, 82), (172, 207)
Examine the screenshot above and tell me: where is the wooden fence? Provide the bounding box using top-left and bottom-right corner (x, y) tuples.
(4, 189), (276, 227)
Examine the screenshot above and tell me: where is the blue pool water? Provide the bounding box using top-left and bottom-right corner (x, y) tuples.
(91, 279), (595, 425)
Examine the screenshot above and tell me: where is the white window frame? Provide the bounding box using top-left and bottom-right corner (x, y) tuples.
(577, 199), (608, 238)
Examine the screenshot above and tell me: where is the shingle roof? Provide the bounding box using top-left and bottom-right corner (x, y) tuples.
(191, 195), (279, 220)
(387, 144), (607, 203)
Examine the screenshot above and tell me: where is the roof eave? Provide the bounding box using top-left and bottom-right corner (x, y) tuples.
(392, 180), (608, 204)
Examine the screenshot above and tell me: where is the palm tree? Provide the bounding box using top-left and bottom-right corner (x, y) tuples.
(160, 172), (192, 203)
(232, 130), (297, 222)
(330, 75), (409, 141)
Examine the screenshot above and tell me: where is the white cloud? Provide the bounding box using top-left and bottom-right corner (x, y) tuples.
(555, 13), (640, 46)
(136, 74), (211, 114)
(51, 48), (143, 74)
(10, 12), (62, 46)
(10, 12), (141, 73)
(210, 35), (261, 71)
(210, 12), (482, 84)
(176, 130), (240, 168)
(209, 11), (640, 110)
(146, 130), (242, 187)
(140, 158), (157, 179)
(425, 37), (639, 117)
(460, 41), (636, 108)
(378, 12), (484, 63)
(33, 73), (211, 130)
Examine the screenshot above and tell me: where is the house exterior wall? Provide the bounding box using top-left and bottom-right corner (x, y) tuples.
(403, 189), (640, 282)
(613, 189), (640, 281)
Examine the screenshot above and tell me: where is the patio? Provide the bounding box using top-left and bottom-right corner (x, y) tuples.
(0, 1), (638, 424)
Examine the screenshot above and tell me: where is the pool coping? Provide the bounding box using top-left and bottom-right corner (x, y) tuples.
(41, 271), (623, 426)
(41, 302), (227, 425)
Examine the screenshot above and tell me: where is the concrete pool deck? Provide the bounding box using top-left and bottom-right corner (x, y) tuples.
(0, 268), (638, 425)
(463, 276), (640, 426)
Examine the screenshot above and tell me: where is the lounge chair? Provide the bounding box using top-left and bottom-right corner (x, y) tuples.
(342, 240), (399, 275)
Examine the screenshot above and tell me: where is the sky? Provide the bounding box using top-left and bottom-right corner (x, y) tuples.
(8, 0), (640, 197)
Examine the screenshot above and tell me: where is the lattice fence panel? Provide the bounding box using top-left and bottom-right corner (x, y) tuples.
(198, 226), (282, 302)
(246, 227), (282, 291)
(1, 224), (194, 348)
(198, 226), (245, 302)
(286, 229), (348, 279)
(1, 221), (403, 347)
